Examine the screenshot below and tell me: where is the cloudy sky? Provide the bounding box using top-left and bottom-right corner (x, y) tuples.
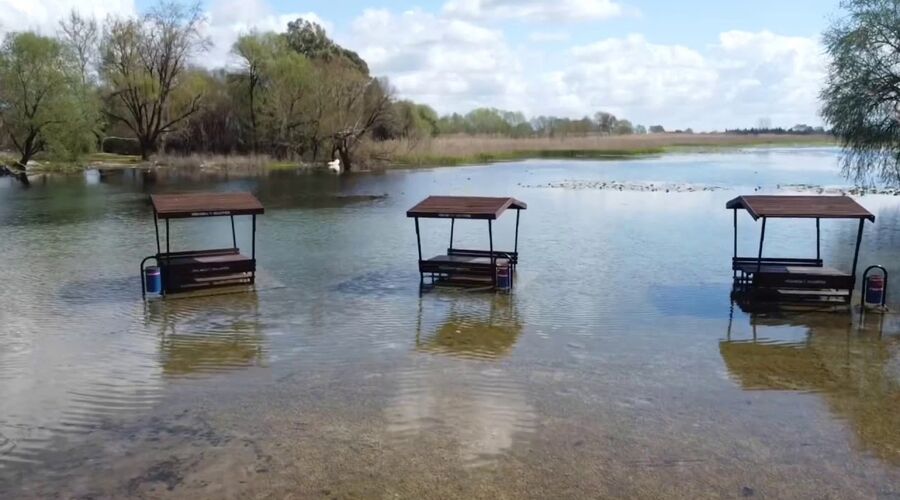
(0, 0), (843, 130)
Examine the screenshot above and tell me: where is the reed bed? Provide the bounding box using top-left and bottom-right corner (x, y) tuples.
(375, 133), (834, 167)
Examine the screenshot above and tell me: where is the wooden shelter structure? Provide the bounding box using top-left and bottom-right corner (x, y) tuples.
(727, 195), (874, 305)
(407, 196), (526, 289)
(141, 192), (264, 297)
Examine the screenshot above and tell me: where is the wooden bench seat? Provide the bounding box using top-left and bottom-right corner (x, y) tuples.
(158, 248), (256, 294)
(733, 261), (854, 304)
(427, 254), (504, 264)
(734, 263), (849, 276)
(421, 255), (508, 274)
(447, 248), (518, 265)
(165, 252), (252, 267)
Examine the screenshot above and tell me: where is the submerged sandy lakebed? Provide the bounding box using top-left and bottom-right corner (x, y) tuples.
(1, 147), (899, 499)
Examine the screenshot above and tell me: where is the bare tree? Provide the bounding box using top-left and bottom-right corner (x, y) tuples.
(320, 68), (393, 172)
(59, 11), (98, 86)
(101, 2), (210, 159)
(594, 111), (618, 135)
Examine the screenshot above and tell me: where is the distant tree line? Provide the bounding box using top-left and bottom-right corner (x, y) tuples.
(434, 109), (651, 138)
(726, 124), (829, 136)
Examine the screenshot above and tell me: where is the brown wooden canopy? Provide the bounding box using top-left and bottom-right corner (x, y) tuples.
(726, 195), (874, 222)
(407, 196), (527, 220)
(151, 192), (265, 219)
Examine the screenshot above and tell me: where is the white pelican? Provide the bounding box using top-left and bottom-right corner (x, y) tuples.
(327, 158), (341, 173)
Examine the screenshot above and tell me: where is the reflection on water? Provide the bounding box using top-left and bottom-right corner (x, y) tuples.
(388, 295), (533, 468)
(416, 294), (522, 360)
(0, 297), (163, 468)
(0, 289), (266, 467)
(722, 309), (900, 464)
(144, 294), (266, 378)
(387, 364), (536, 468)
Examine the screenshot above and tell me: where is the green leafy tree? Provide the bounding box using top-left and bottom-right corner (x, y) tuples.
(388, 100), (438, 141)
(613, 119), (634, 135)
(233, 31), (285, 152)
(575, 116), (594, 136)
(510, 122), (534, 138)
(100, 1), (210, 159)
(167, 69), (242, 154)
(285, 18), (368, 75)
(415, 104), (440, 137)
(438, 113), (467, 135)
(821, 0), (900, 184)
(465, 108), (512, 135)
(259, 50), (313, 158)
(0, 32), (97, 172)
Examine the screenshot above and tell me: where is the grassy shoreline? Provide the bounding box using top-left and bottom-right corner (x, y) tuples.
(388, 147), (666, 167)
(1, 133), (835, 175)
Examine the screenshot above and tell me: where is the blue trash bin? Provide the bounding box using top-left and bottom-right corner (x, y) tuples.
(144, 266), (162, 294)
(496, 261), (511, 290)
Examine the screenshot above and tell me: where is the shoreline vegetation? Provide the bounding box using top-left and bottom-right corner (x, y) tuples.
(1, 133), (835, 177)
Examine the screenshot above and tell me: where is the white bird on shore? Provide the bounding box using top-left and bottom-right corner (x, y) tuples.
(327, 158), (341, 174)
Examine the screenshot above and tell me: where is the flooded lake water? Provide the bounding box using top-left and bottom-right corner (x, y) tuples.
(2, 148), (900, 498)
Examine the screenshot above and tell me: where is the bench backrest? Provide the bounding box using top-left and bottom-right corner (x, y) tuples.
(733, 257), (822, 270)
(448, 248), (518, 264)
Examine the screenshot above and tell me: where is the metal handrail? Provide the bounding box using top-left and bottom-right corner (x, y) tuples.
(140, 255), (159, 299)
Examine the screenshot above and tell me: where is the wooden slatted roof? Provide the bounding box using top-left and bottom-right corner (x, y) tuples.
(151, 192), (264, 219)
(726, 195), (874, 222)
(407, 196), (527, 220)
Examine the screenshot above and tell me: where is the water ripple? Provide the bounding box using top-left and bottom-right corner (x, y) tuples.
(386, 361), (536, 468)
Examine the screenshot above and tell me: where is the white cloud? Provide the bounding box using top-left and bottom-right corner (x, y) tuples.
(565, 34), (718, 111)
(710, 30), (826, 127)
(201, 0), (329, 69)
(443, 0), (628, 22)
(0, 0), (135, 36)
(528, 31), (571, 42)
(536, 32), (825, 130)
(350, 8), (527, 111)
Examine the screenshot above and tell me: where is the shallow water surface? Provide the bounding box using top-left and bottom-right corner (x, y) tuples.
(2, 148), (900, 498)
